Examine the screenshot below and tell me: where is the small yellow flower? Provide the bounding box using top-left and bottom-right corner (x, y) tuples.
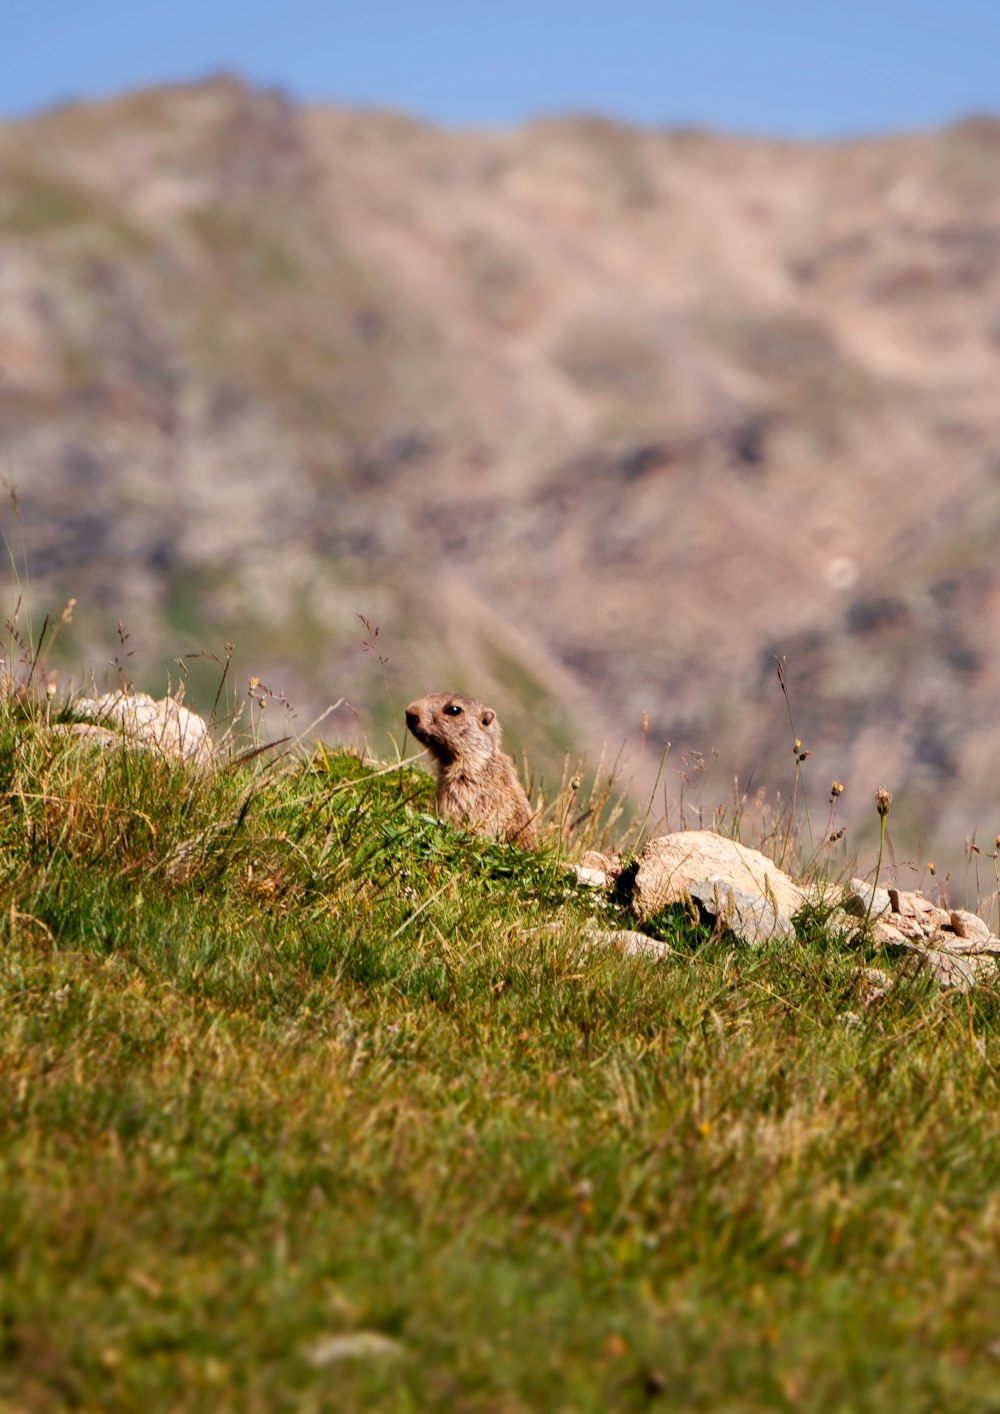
(697, 1120), (712, 1137)
(830, 781), (844, 798)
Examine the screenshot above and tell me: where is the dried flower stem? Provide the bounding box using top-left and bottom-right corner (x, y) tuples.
(863, 788), (892, 934)
(775, 657), (814, 870)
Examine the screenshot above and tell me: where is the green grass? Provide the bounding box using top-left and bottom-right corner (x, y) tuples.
(2, 695), (1000, 1412)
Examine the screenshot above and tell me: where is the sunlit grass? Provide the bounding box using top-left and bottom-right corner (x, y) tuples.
(2, 666), (1000, 1412)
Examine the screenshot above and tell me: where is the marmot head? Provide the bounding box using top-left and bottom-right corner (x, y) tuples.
(405, 692), (498, 766)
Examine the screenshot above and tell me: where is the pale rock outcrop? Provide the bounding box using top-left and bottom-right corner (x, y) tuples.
(65, 691), (214, 765)
(578, 831), (1000, 987)
(633, 830), (804, 941)
(836, 881), (1000, 990)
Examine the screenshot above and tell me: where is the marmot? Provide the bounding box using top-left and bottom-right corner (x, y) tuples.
(405, 692), (537, 847)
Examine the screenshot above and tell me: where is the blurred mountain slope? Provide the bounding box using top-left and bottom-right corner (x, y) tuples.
(4, 78), (1000, 874)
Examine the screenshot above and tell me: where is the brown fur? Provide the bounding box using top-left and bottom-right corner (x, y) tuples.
(405, 691), (537, 847)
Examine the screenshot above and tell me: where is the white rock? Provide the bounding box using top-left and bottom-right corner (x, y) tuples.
(685, 877), (794, 945)
(896, 945), (983, 991)
(871, 920), (910, 947)
(581, 850), (621, 874)
(570, 864), (612, 888)
(73, 691), (213, 765)
(633, 831), (804, 923)
(843, 879), (892, 921)
(950, 909), (992, 943)
(888, 888), (937, 918)
(305, 1331), (403, 1367)
(586, 928), (671, 960)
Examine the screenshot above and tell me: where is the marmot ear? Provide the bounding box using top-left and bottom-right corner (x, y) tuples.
(480, 708), (495, 728)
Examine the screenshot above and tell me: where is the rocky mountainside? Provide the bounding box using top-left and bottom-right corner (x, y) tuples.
(4, 77), (1000, 882)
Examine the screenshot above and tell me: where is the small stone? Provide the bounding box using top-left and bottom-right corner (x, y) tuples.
(950, 909), (992, 943)
(871, 920), (909, 946)
(580, 850), (622, 880)
(862, 966), (892, 989)
(896, 944), (980, 991)
(939, 936), (1000, 956)
(888, 888), (936, 918)
(686, 878), (794, 946)
(887, 914), (928, 941)
(858, 965), (892, 1007)
(585, 928), (671, 960)
(71, 691), (213, 765)
(305, 1331), (403, 1367)
(843, 880), (891, 921)
(570, 864), (611, 888)
(803, 880), (844, 909)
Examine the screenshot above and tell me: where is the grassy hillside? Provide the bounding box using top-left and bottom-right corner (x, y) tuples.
(2, 671), (1000, 1412)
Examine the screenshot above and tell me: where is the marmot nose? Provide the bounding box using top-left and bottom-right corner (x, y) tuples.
(405, 707), (420, 731)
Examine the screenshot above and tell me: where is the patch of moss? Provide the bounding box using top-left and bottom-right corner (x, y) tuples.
(0, 168), (143, 248)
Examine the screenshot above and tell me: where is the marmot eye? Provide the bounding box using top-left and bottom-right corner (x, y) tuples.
(443, 704), (463, 716)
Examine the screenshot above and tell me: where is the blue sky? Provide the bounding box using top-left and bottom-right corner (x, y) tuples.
(6, 1), (1000, 137)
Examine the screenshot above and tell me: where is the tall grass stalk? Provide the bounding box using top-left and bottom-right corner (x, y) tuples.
(775, 656), (815, 871)
(862, 786), (893, 933)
